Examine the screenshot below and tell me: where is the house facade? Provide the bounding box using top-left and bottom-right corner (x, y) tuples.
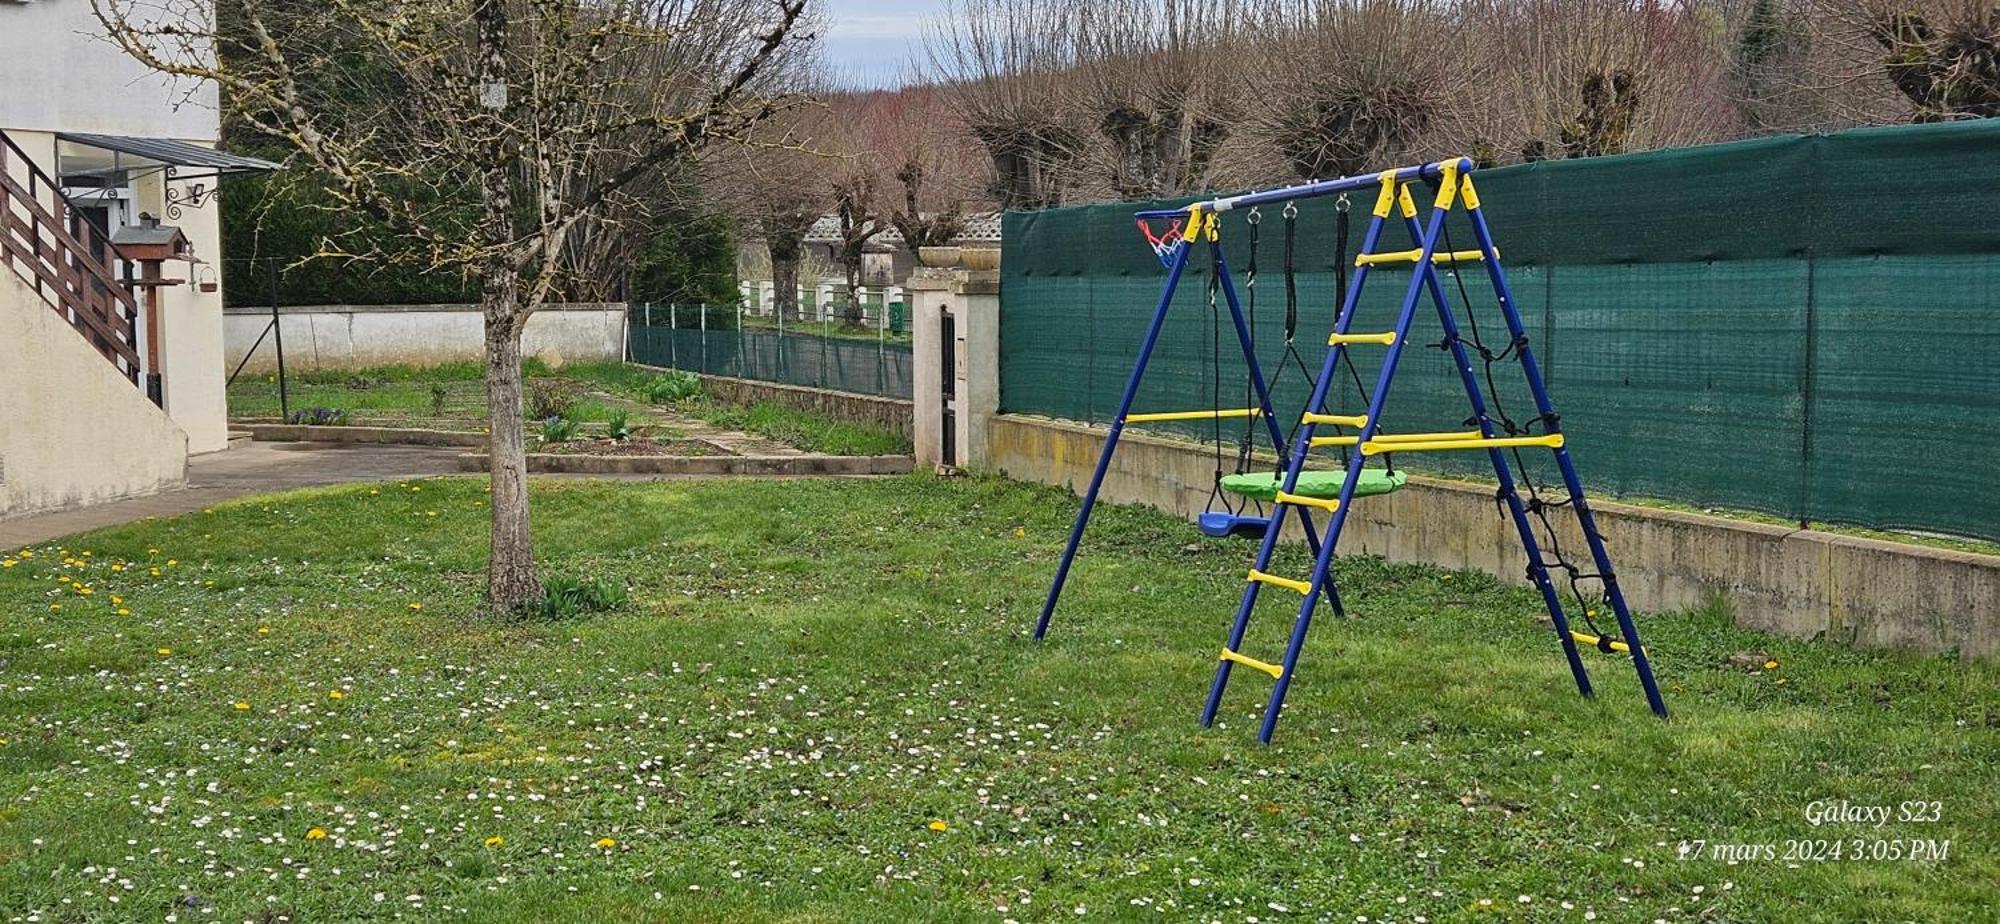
(1, 0), (272, 517)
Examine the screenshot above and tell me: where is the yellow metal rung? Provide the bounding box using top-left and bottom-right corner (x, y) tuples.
(1273, 490), (1339, 512)
(1353, 248), (1491, 267)
(1308, 435), (1359, 447)
(1329, 331), (1397, 346)
(1570, 630), (1636, 655)
(1369, 430), (1485, 444)
(1125, 407), (1264, 424)
(1302, 412), (1368, 427)
(1247, 569), (1313, 595)
(1360, 433), (1563, 455)
(1220, 647), (1284, 679)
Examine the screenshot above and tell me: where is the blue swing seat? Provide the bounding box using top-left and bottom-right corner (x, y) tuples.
(1197, 511), (1271, 539)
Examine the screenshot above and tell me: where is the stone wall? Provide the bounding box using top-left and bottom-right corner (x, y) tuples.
(674, 370), (914, 441)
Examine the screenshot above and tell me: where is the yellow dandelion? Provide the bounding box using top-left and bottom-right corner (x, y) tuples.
(409, 603), (423, 611)
(368, 489), (381, 497)
(117, 608), (131, 616)
(1763, 659), (1778, 670)
(111, 595), (123, 605)
(234, 701), (251, 711)
(328, 689), (346, 701)
(257, 626), (271, 635)
(48, 603), (61, 612)
(145, 548), (157, 555)
(2, 559), (17, 569)
(1012, 527), (1025, 538)
(157, 647), (171, 656)
(426, 511), (438, 517)
(484, 836), (505, 848)
(149, 568), (161, 577)
(305, 827), (328, 840)
(927, 819), (950, 832)
(1775, 677), (1789, 685)
(19, 550), (33, 558)
(166, 559), (178, 567)
(594, 837), (617, 849)
(110, 563), (124, 572)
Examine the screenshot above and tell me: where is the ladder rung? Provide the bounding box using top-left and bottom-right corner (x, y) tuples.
(1370, 430), (1486, 444)
(1570, 630), (1637, 655)
(1353, 247), (1493, 267)
(1301, 412), (1368, 428)
(1219, 647), (1284, 679)
(1328, 331), (1397, 346)
(1273, 490), (1339, 512)
(1125, 407), (1264, 424)
(1308, 435), (1359, 447)
(1360, 433), (1563, 454)
(1246, 569), (1313, 595)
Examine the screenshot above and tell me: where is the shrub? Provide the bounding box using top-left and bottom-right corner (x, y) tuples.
(540, 416), (580, 443)
(528, 379), (579, 419)
(523, 575), (629, 620)
(428, 383), (451, 417)
(605, 409), (632, 441)
(643, 371), (703, 405)
(286, 407), (349, 426)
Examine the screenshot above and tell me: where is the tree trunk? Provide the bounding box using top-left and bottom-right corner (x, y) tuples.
(483, 288), (540, 610)
(769, 239), (803, 321)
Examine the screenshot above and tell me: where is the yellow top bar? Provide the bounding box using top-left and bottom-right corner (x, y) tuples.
(1369, 429), (1485, 444)
(1308, 435), (1359, 447)
(1359, 433), (1564, 455)
(1125, 407), (1264, 424)
(1355, 248), (1490, 267)
(1329, 331), (1397, 345)
(1302, 412), (1368, 427)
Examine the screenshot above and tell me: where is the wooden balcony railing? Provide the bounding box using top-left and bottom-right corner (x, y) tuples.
(0, 130), (145, 392)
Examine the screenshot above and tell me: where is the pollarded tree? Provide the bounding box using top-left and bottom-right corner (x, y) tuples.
(94, 0), (814, 608)
(928, 0), (1089, 208)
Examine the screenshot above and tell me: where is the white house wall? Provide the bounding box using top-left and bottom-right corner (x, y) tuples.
(0, 1), (220, 142)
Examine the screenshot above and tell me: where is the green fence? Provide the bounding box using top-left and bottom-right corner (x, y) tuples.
(1000, 119), (2000, 542)
(628, 304), (912, 399)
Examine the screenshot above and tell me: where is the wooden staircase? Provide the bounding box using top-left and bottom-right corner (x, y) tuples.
(0, 130), (151, 400)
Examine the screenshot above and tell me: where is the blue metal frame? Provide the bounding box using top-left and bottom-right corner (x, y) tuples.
(1039, 159), (1666, 742)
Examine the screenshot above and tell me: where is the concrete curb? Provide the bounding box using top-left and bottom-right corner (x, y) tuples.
(241, 424), (487, 448)
(455, 452), (916, 476)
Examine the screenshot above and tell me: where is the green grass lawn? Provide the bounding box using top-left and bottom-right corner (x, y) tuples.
(0, 475), (1993, 922)
(228, 362), (912, 456)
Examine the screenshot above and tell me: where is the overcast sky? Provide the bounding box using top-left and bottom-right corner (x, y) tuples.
(817, 0), (940, 88)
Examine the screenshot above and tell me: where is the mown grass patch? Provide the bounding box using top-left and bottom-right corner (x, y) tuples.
(0, 475), (1991, 921)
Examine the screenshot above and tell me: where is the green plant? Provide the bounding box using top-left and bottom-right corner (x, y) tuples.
(528, 379), (579, 419)
(428, 383), (450, 417)
(605, 409), (632, 441)
(285, 407), (348, 426)
(643, 370), (704, 405)
(523, 575), (629, 619)
(540, 416), (580, 443)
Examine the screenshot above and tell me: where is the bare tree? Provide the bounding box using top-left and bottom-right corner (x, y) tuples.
(1458, 0), (1736, 163)
(928, 0), (1089, 208)
(1071, 0), (1241, 198)
(718, 103), (838, 319)
(96, 0), (814, 608)
(828, 169), (887, 323)
(1807, 0), (2000, 122)
(1243, 0), (1461, 181)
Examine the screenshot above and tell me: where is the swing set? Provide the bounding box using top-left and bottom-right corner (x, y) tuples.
(1033, 158), (1667, 743)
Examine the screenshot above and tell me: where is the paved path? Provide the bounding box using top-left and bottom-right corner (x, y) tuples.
(0, 442), (462, 547)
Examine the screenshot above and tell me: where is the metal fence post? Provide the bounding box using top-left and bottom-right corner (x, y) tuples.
(821, 294), (830, 390)
(877, 292), (887, 396)
(668, 303), (678, 369)
(736, 300), (745, 379)
(699, 301), (709, 375)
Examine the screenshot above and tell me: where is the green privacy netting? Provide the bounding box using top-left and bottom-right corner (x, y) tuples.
(629, 321), (912, 399)
(999, 120), (2000, 542)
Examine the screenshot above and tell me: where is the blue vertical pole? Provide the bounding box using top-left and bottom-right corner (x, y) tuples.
(1396, 207), (1595, 702)
(1035, 239), (1196, 640)
(1462, 201), (1667, 718)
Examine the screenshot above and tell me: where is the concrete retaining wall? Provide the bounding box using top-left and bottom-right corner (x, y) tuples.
(989, 413), (2000, 660)
(225, 303), (625, 372)
(662, 369), (913, 441)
